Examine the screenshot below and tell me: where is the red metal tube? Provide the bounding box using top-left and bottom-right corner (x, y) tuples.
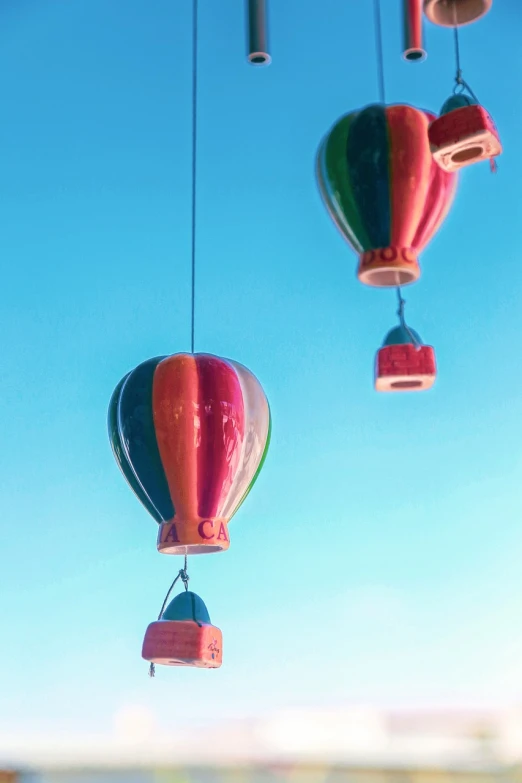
(402, 0), (426, 62)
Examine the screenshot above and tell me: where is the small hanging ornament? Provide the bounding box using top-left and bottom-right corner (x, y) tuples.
(143, 588), (222, 670)
(316, 104), (457, 288)
(423, 0), (492, 27)
(375, 293), (436, 392)
(109, 0), (270, 675)
(108, 353), (271, 555)
(428, 93), (502, 173)
(427, 2), (501, 173)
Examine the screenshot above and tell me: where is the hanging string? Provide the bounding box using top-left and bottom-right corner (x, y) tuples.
(373, 0), (386, 104)
(452, 0), (462, 81)
(190, 0), (198, 354)
(397, 288), (421, 349)
(451, 0), (478, 102)
(451, 1), (496, 171)
(148, 555), (190, 678)
(373, 0), (410, 308)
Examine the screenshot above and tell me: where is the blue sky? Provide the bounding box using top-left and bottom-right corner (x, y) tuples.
(0, 0), (521, 745)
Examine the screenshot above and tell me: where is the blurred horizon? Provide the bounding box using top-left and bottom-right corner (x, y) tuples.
(3, 703), (522, 769)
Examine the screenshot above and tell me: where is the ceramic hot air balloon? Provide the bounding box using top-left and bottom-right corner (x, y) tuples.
(142, 590), (222, 669)
(423, 0), (492, 27)
(316, 104), (458, 287)
(375, 323), (436, 392)
(109, 353), (271, 555)
(428, 93), (502, 173)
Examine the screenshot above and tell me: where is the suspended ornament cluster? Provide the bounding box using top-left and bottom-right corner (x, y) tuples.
(107, 0), (502, 674)
(108, 3), (271, 674)
(316, 0), (500, 393)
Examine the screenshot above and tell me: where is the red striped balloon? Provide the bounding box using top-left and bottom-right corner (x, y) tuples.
(316, 104), (458, 287)
(109, 353), (271, 554)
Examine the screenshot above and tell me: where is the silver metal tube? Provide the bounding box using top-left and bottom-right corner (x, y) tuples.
(246, 0), (271, 66)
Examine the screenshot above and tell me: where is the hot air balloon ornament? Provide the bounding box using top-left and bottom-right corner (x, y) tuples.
(109, 352), (270, 674)
(428, 93), (502, 173)
(423, 0), (501, 172)
(109, 352), (271, 555)
(108, 1), (272, 675)
(375, 292), (436, 392)
(316, 103), (457, 288)
(143, 581), (223, 671)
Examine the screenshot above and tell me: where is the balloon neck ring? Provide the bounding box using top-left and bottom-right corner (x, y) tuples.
(358, 247), (420, 288)
(157, 518), (230, 555)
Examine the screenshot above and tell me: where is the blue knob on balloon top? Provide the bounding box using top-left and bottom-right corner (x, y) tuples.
(161, 591), (211, 625)
(383, 324), (423, 347)
(440, 93), (478, 116)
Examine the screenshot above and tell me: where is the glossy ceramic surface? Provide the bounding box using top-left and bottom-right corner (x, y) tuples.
(109, 352), (271, 554)
(375, 343), (436, 392)
(429, 104), (502, 172)
(162, 591), (211, 624)
(142, 619), (223, 668)
(423, 0), (492, 28)
(383, 324), (423, 346)
(316, 104), (457, 286)
(440, 93), (478, 115)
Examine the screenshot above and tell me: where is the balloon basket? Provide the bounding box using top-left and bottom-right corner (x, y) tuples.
(142, 619), (223, 668)
(358, 247), (420, 288)
(157, 519), (230, 555)
(375, 343), (436, 392)
(423, 0), (492, 27)
(429, 105), (501, 172)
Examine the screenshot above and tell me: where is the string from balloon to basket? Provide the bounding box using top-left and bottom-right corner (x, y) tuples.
(397, 288), (422, 350)
(373, 0), (416, 334)
(451, 0), (497, 173)
(190, 0), (198, 352)
(149, 554), (194, 678)
(149, 0), (199, 678)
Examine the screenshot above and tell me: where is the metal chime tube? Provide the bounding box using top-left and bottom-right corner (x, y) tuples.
(402, 0), (427, 61)
(246, 0), (271, 65)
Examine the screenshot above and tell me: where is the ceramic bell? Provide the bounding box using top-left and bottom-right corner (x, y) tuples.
(142, 590), (222, 669)
(423, 0), (492, 27)
(428, 94), (501, 172)
(375, 324), (436, 392)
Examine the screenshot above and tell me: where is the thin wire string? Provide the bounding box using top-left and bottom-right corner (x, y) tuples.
(452, 0), (461, 76)
(156, 554), (190, 622)
(373, 0), (386, 104)
(451, 0), (479, 101)
(190, 0), (198, 354)
(451, 0), (495, 171)
(149, 555), (189, 678)
(373, 0), (412, 314)
(397, 288), (421, 348)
